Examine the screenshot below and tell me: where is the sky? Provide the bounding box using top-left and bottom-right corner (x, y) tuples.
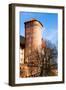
(20, 11), (58, 47)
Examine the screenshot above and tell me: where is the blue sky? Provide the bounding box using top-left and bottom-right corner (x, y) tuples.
(20, 11), (58, 47)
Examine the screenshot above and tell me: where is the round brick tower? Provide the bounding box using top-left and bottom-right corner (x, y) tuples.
(25, 19), (43, 57)
(24, 19), (43, 77)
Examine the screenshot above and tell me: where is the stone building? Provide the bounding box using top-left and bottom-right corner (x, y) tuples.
(24, 19), (43, 63)
(20, 19), (45, 77)
(20, 36), (25, 64)
(20, 19), (57, 77)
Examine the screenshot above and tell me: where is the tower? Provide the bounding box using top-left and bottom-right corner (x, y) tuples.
(24, 19), (43, 62)
(24, 19), (43, 76)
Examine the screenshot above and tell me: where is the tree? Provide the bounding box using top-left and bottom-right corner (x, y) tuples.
(40, 40), (58, 76)
(25, 49), (42, 77)
(22, 39), (58, 77)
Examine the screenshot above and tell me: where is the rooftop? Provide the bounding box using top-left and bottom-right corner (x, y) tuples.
(20, 36), (25, 48)
(24, 18), (43, 27)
